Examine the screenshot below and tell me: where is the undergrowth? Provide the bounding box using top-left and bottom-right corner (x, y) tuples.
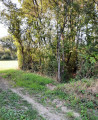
(43, 79), (98, 120)
(0, 70), (98, 120)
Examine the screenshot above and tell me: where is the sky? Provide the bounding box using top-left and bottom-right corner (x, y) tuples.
(0, 24), (8, 38)
(0, 0), (20, 38)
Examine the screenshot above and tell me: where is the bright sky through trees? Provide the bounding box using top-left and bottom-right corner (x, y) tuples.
(0, 24), (8, 38)
(0, 0), (20, 38)
(0, 0), (97, 82)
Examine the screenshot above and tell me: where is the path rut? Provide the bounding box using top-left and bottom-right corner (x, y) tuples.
(0, 77), (81, 120)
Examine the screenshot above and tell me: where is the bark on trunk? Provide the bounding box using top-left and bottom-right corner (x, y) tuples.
(61, 34), (65, 75)
(57, 34), (61, 82)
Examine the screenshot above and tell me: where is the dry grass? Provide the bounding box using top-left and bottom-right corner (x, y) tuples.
(0, 61), (18, 70)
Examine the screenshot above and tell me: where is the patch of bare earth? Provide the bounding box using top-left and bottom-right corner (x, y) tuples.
(0, 77), (9, 90)
(87, 79), (98, 93)
(0, 77), (81, 120)
(46, 83), (56, 90)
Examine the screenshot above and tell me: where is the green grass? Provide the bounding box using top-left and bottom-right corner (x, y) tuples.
(0, 117), (3, 120)
(0, 89), (44, 120)
(67, 111), (74, 118)
(0, 69), (54, 91)
(0, 70), (97, 120)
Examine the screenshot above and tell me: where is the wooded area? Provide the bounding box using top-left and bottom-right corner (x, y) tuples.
(0, 0), (98, 82)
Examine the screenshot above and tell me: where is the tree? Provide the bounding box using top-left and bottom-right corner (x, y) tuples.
(1, 0), (97, 81)
(0, 35), (16, 59)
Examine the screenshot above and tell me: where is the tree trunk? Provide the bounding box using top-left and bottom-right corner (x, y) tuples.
(57, 34), (61, 82)
(61, 34), (65, 75)
(21, 46), (25, 70)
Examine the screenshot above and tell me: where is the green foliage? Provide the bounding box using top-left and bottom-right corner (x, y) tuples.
(1, 52), (11, 60)
(0, 36), (17, 60)
(0, 47), (16, 60)
(76, 43), (98, 79)
(1, 0), (97, 81)
(85, 101), (94, 109)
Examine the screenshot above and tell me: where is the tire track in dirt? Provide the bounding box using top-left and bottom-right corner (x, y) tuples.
(0, 77), (81, 120)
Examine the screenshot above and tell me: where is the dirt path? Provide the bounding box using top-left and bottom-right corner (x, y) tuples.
(11, 88), (67, 120)
(0, 77), (81, 120)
